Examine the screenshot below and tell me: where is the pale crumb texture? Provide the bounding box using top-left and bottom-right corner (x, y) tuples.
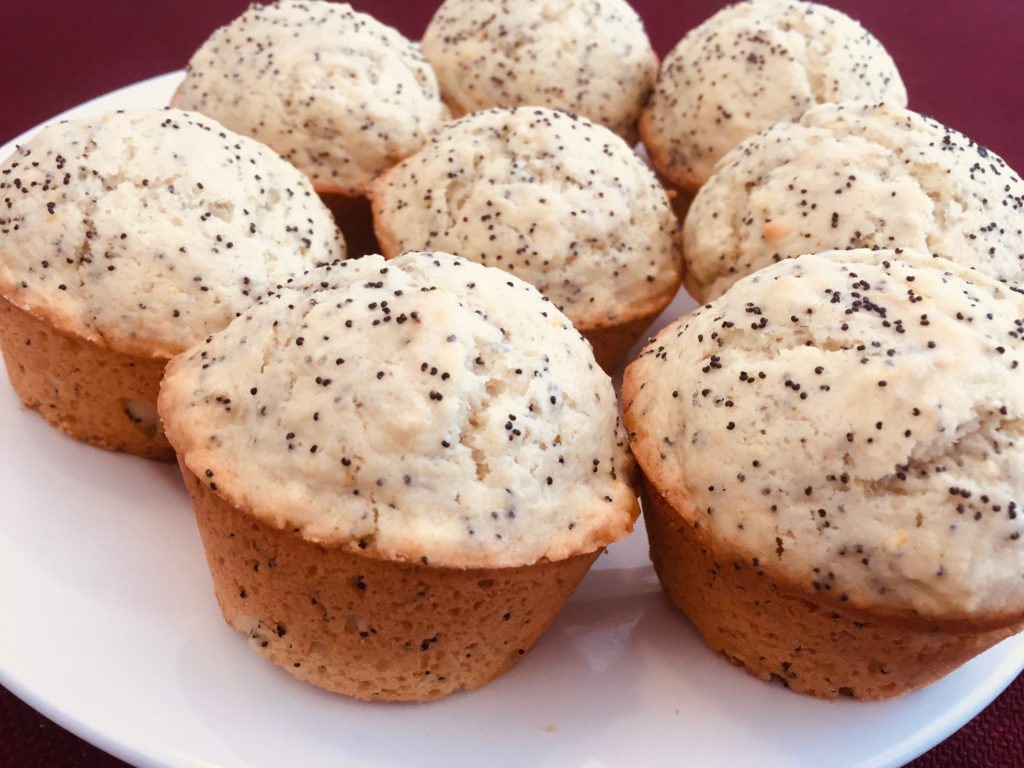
(0, 109), (344, 358)
(683, 101), (1024, 301)
(420, 0), (657, 142)
(640, 0), (906, 191)
(369, 107), (681, 331)
(176, 0), (446, 195)
(160, 252), (639, 569)
(623, 248), (1024, 623)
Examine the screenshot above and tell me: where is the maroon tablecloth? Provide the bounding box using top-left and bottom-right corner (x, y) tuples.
(1, 2), (1021, 766)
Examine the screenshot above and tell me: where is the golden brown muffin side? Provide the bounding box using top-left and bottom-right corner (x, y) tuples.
(640, 480), (1021, 700)
(0, 295), (172, 459)
(185, 462), (601, 701)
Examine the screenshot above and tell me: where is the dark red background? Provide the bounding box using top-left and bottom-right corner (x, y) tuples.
(1, 2), (1021, 766)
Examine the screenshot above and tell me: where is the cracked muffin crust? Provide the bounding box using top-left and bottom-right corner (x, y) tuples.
(623, 248), (1024, 698)
(681, 101), (1024, 302)
(640, 0), (906, 192)
(0, 108), (344, 457)
(368, 106), (682, 369)
(158, 251), (639, 699)
(421, 0), (657, 143)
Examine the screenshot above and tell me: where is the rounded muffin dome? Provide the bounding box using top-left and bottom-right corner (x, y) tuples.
(0, 108), (345, 358)
(421, 0), (657, 142)
(624, 247), (1024, 624)
(369, 107), (681, 347)
(640, 0), (906, 191)
(159, 251), (639, 569)
(174, 0), (446, 196)
(681, 102), (1024, 302)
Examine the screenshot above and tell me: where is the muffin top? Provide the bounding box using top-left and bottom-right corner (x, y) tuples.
(0, 109), (344, 358)
(623, 248), (1024, 623)
(174, 0), (446, 196)
(159, 252), (639, 568)
(420, 0), (657, 142)
(640, 0), (906, 191)
(369, 107), (681, 330)
(682, 102), (1024, 302)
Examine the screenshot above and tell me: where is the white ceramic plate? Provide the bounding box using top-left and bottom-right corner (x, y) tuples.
(1, 73), (1022, 768)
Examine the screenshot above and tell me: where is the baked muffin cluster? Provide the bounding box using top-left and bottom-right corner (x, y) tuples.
(622, 0), (1024, 702)
(2, 0), (1022, 708)
(0, 0), (667, 702)
(177, 0), (674, 360)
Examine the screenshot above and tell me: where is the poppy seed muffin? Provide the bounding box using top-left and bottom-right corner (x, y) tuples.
(0, 109), (344, 458)
(420, 0), (657, 144)
(682, 101), (1024, 302)
(623, 248), (1024, 699)
(639, 0), (906, 193)
(368, 107), (682, 370)
(158, 251), (640, 701)
(173, 0), (446, 200)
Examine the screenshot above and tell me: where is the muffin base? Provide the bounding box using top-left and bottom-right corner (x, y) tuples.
(579, 300), (672, 373)
(0, 295), (172, 459)
(641, 481), (1022, 700)
(183, 465), (601, 702)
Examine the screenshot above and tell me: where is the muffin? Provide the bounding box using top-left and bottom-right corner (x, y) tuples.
(640, 0), (907, 194)
(622, 248), (1024, 699)
(368, 107), (682, 370)
(682, 101), (1024, 302)
(172, 0), (447, 255)
(0, 109), (345, 458)
(158, 251), (640, 701)
(420, 0), (657, 143)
